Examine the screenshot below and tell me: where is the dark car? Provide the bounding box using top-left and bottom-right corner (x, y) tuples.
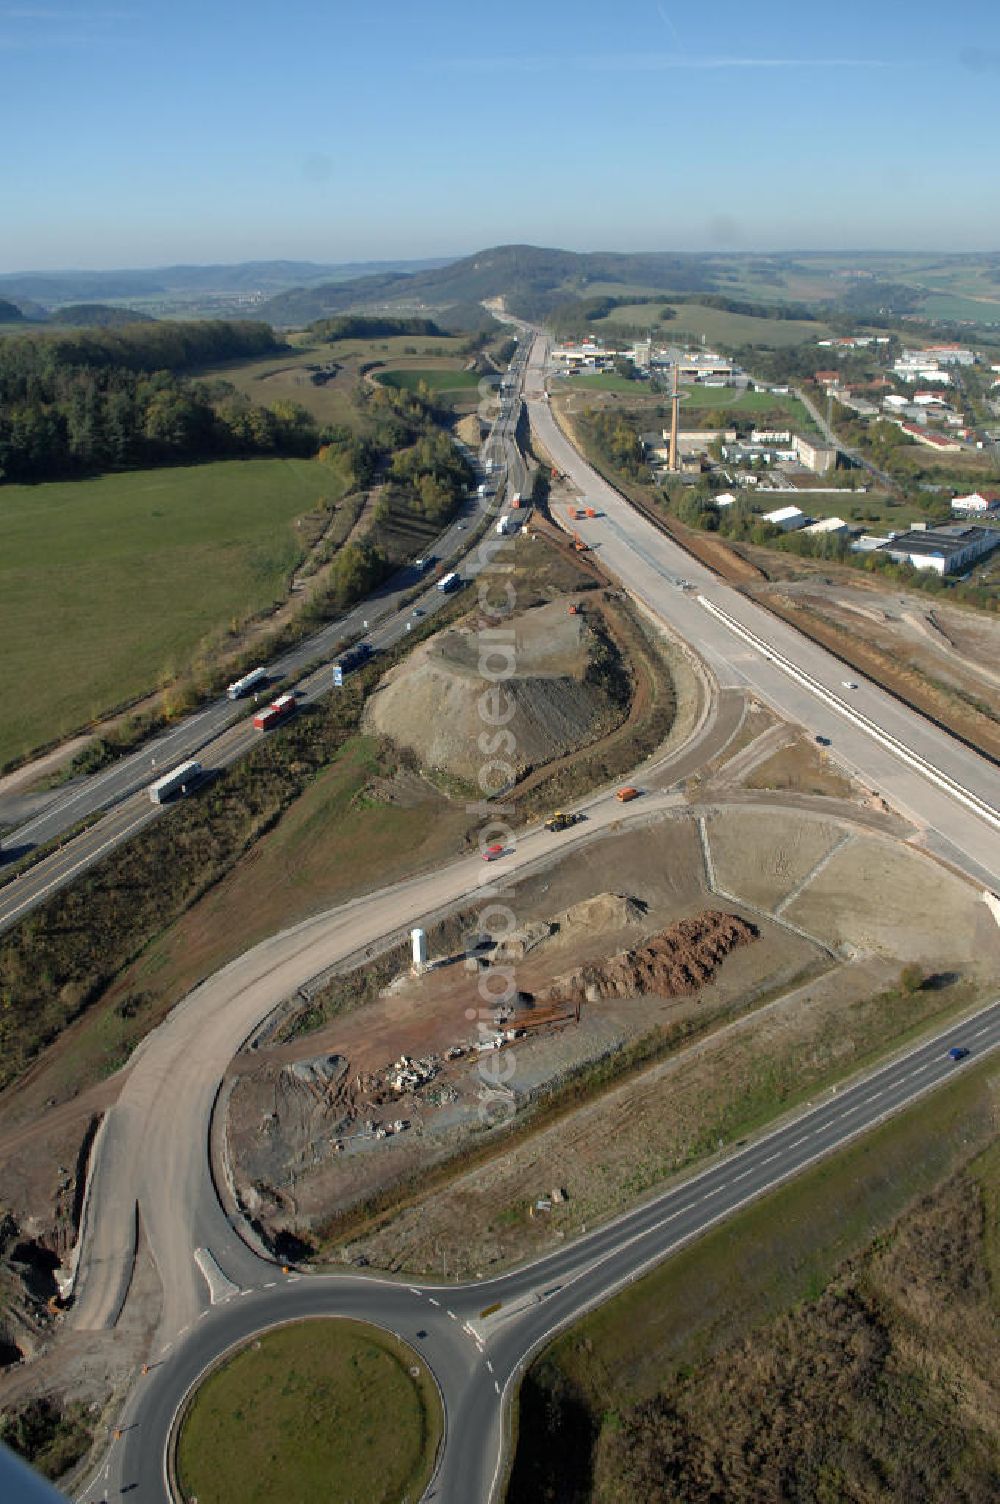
(815, 735), (831, 746)
(948, 1046), (970, 1061)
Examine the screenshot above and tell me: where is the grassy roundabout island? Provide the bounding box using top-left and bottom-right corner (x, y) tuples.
(174, 1318), (442, 1504)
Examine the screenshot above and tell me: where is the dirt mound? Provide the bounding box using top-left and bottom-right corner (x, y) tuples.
(456, 413), (486, 447)
(555, 893), (646, 936)
(543, 911), (758, 1005)
(363, 601), (625, 784)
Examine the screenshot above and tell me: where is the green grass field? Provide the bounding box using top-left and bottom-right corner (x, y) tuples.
(917, 290), (1000, 326)
(599, 300), (831, 347)
(176, 1319), (442, 1504)
(374, 366), (482, 392)
(563, 372), (651, 393)
(0, 457), (343, 767)
(788, 490), (928, 527)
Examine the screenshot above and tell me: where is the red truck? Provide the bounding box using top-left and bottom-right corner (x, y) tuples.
(253, 692), (296, 731)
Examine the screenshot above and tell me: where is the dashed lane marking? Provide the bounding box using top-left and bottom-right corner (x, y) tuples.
(487, 1360), (494, 1373)
(409, 1287), (421, 1295)
(429, 1297), (440, 1307)
(448, 1310), (457, 1321)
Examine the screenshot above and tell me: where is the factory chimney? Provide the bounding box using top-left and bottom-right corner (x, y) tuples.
(668, 363), (680, 472)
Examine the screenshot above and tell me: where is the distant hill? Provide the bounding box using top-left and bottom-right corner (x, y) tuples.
(0, 298), (25, 323)
(259, 245), (721, 325)
(50, 303), (157, 327)
(0, 257), (456, 306)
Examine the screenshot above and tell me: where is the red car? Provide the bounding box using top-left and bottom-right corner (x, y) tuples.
(482, 843), (506, 862)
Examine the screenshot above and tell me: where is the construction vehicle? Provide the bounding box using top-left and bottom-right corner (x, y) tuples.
(616, 786), (640, 803)
(573, 532), (589, 552)
(544, 811), (580, 832)
(584, 506), (597, 518)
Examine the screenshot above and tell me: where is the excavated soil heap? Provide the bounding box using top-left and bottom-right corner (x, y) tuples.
(363, 600), (624, 784)
(543, 910), (758, 1005)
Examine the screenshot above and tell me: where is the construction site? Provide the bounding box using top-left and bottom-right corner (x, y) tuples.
(222, 785), (1000, 1277)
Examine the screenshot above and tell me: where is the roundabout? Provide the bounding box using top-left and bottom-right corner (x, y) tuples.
(170, 1317), (442, 1504)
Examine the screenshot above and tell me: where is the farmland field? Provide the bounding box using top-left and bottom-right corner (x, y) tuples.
(0, 457), (344, 767)
(598, 300), (832, 347)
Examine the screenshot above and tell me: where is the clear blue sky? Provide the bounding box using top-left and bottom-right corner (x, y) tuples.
(3, 0), (999, 270)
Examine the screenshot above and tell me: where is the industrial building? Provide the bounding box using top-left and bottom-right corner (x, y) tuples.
(793, 434), (839, 473)
(802, 515), (849, 536)
(951, 490), (1000, 515)
(878, 524), (1000, 576)
(896, 422), (964, 452)
(763, 505), (808, 532)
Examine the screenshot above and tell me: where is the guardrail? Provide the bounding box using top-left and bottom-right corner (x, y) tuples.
(697, 595), (1000, 831)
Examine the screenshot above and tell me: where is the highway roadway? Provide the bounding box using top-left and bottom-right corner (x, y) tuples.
(0, 345), (533, 937)
(525, 335), (1000, 888)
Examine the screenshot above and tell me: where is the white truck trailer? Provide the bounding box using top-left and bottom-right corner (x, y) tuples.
(148, 760), (203, 805)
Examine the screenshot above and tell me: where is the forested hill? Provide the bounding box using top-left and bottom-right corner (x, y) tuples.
(49, 303), (157, 328)
(0, 319), (280, 376)
(260, 244), (720, 325)
(0, 320), (316, 485)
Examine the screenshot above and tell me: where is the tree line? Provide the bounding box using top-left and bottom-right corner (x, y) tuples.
(0, 320), (318, 483)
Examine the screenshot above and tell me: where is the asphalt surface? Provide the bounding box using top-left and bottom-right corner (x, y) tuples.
(0, 347), (533, 936)
(79, 1000), (1000, 1504)
(525, 334), (1000, 888)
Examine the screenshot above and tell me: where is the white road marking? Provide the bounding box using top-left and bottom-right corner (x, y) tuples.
(263, 1281), (276, 1288)
(428, 1297), (440, 1307)
(974, 1026), (989, 1037)
(447, 1310), (457, 1321)
(733, 1168), (753, 1182)
(486, 1360), (494, 1373)
(494, 1380), (501, 1395)
(409, 1287), (421, 1295)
